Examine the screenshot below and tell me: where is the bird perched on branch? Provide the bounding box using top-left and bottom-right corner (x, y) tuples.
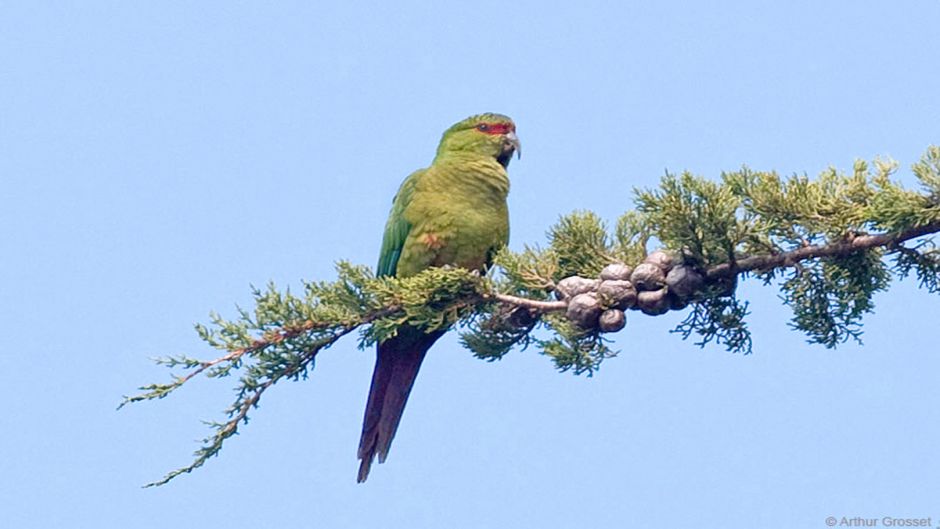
(357, 113), (521, 482)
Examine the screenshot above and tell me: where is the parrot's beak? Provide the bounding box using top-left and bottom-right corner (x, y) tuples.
(505, 131), (521, 159)
(497, 130), (521, 168)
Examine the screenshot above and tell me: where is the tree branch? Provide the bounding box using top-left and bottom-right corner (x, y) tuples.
(124, 146), (940, 485)
(705, 221), (940, 280)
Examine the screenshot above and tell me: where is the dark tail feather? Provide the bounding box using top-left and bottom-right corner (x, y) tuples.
(357, 329), (444, 482)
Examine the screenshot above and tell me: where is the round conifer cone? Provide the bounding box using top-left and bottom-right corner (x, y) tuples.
(665, 265), (705, 300)
(636, 288), (670, 315)
(597, 279), (637, 310)
(631, 263), (666, 291)
(598, 309), (626, 333)
(554, 276), (600, 300)
(644, 250), (675, 272)
(600, 262), (633, 281)
(566, 292), (603, 329)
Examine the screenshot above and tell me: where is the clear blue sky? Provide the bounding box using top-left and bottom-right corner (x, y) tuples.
(2, 2), (939, 528)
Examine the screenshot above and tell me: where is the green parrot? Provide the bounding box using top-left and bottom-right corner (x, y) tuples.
(357, 113), (520, 482)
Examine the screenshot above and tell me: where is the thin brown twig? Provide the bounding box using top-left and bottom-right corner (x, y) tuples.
(195, 306), (403, 378)
(173, 350), (244, 387)
(706, 221), (940, 280)
(146, 320), (326, 396)
(490, 293), (567, 312)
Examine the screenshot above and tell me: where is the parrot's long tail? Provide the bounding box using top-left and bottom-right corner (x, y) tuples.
(357, 328), (445, 482)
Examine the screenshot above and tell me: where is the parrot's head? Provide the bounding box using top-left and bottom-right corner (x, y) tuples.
(435, 113), (521, 168)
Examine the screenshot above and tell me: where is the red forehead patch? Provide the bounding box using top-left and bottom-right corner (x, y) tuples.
(476, 122), (515, 135)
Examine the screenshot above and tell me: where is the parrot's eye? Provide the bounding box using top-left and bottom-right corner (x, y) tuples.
(476, 123), (489, 132)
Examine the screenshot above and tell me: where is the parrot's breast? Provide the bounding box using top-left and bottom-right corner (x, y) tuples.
(396, 157), (509, 277)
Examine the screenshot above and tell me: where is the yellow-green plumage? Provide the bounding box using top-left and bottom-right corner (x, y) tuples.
(396, 157), (509, 274)
(358, 113), (519, 482)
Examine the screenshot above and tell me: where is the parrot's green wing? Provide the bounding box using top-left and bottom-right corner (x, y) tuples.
(376, 169), (423, 278)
